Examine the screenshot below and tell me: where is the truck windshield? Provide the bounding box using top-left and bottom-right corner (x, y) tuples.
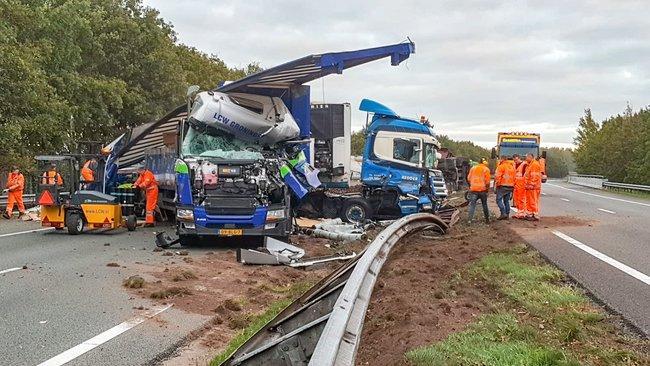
(181, 126), (264, 160)
(499, 145), (539, 158)
(424, 143), (437, 169)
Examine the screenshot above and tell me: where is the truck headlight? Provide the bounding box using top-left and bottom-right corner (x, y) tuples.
(422, 203), (433, 210)
(266, 209), (285, 222)
(177, 209), (194, 221)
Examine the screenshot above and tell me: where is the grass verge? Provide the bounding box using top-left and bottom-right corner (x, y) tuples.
(406, 246), (648, 365)
(210, 281), (314, 365)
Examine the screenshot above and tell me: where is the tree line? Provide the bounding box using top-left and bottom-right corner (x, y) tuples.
(0, 0), (257, 171)
(574, 106), (649, 185)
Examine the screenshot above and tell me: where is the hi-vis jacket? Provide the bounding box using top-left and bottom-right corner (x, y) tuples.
(495, 160), (515, 187)
(467, 163), (491, 192)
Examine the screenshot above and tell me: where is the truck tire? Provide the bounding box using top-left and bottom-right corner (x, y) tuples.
(341, 198), (373, 223)
(66, 213), (84, 235)
(125, 215), (137, 231)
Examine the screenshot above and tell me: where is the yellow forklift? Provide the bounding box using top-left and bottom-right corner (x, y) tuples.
(36, 155), (137, 234)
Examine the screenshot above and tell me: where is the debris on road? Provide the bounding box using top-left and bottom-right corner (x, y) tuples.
(303, 218), (367, 242)
(150, 286), (192, 299)
(106, 262), (120, 267)
(123, 275), (145, 288)
(237, 237), (305, 266)
(237, 236), (356, 267)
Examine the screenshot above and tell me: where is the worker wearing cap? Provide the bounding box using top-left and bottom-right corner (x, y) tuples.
(80, 158), (97, 190)
(512, 154), (527, 218)
(134, 166), (158, 227)
(41, 164), (63, 186)
(3, 166), (25, 219)
(466, 158), (491, 224)
(524, 153), (542, 221)
(494, 155), (515, 220)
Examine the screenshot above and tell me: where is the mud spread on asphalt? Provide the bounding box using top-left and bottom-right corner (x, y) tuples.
(356, 213), (591, 366)
(123, 234), (368, 365)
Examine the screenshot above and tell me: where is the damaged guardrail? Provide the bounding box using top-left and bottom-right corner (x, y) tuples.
(221, 213), (449, 366)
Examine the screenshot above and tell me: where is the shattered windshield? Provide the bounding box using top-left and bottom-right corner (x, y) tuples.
(181, 126), (264, 160)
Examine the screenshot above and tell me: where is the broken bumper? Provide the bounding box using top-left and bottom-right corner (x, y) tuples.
(176, 205), (291, 237)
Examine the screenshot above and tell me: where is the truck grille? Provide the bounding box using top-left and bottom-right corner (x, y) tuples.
(203, 197), (257, 216)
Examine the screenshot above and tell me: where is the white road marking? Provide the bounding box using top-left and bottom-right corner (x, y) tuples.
(0, 227), (53, 238)
(542, 192), (547, 196)
(37, 304), (172, 366)
(548, 183), (650, 207)
(511, 207), (518, 212)
(561, 198), (570, 202)
(597, 208), (616, 214)
(552, 231), (650, 286)
(0, 267), (22, 275)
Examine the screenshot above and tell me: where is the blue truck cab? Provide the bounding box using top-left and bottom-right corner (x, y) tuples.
(360, 99), (448, 216)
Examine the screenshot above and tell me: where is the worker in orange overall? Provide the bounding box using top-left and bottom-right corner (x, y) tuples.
(524, 153), (542, 221)
(512, 154), (528, 219)
(80, 158), (97, 190)
(41, 164), (64, 186)
(466, 158), (491, 224)
(494, 155), (516, 220)
(134, 166), (158, 227)
(3, 166), (26, 219)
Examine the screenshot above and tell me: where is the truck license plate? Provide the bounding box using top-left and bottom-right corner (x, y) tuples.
(219, 229), (243, 236)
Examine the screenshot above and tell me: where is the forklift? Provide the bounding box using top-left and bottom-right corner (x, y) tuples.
(36, 155), (137, 234)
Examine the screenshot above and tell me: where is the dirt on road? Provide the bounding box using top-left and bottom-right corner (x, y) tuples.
(356, 215), (592, 366)
(122, 234), (367, 365)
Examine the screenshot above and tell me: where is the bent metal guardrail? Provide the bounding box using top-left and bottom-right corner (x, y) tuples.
(222, 213), (449, 366)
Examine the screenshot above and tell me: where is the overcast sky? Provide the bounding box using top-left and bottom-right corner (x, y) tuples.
(143, 0), (649, 148)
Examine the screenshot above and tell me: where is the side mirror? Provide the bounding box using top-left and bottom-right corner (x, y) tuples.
(491, 148), (497, 159)
(541, 150), (547, 159)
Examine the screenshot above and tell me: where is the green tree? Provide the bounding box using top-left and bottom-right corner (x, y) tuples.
(350, 128), (367, 156)
(0, 0), (250, 172)
(572, 106), (650, 184)
(436, 135), (491, 162)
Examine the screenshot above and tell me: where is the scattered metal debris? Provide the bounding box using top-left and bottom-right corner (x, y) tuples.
(304, 218), (367, 243)
(237, 237), (355, 267)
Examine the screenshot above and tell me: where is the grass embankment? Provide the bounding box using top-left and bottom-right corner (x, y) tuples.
(210, 281), (314, 365)
(407, 246), (649, 365)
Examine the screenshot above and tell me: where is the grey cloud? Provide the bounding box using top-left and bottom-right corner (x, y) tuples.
(143, 0), (649, 147)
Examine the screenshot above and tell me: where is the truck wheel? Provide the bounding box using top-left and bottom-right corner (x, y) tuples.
(342, 198), (373, 223)
(125, 215), (137, 231)
(66, 213), (84, 235)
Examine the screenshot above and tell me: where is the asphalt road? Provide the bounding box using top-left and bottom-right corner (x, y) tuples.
(0, 221), (211, 366)
(515, 180), (650, 336)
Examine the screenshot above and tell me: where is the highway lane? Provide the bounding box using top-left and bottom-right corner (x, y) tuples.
(0, 223), (210, 366)
(514, 180), (650, 336)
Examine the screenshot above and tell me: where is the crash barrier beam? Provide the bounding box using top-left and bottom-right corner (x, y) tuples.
(567, 173), (606, 189)
(0, 193), (37, 208)
(602, 181), (650, 192)
(309, 213), (449, 366)
(567, 174), (650, 192)
(222, 213), (450, 366)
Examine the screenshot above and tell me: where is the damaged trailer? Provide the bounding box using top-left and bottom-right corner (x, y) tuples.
(105, 41), (416, 245)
